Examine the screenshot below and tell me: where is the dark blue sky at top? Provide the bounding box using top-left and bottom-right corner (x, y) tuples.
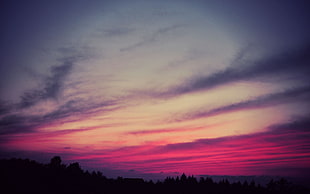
(1, 0), (310, 67)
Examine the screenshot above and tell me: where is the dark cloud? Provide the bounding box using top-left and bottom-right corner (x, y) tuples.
(164, 117), (310, 152)
(132, 118), (310, 170)
(160, 44), (310, 97)
(0, 101), (11, 116)
(155, 136), (232, 153)
(268, 117), (310, 132)
(127, 125), (213, 136)
(56, 45), (96, 60)
(120, 24), (184, 52)
(0, 43), (104, 135)
(43, 99), (119, 122)
(0, 114), (37, 135)
(128, 127), (189, 136)
(0, 41), (121, 135)
(0, 98), (120, 135)
(180, 86), (310, 121)
(19, 60), (74, 108)
(0, 115), (35, 134)
(17, 44), (97, 109)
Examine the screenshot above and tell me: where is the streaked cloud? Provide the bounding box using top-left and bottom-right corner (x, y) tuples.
(101, 27), (135, 37)
(120, 24), (184, 52)
(178, 86), (310, 121)
(156, 117), (310, 153)
(268, 117), (310, 132)
(0, 100), (11, 116)
(19, 59), (74, 108)
(0, 114), (36, 135)
(153, 44), (310, 97)
(127, 126), (206, 136)
(89, 118), (310, 176)
(0, 98), (120, 135)
(12, 118), (306, 178)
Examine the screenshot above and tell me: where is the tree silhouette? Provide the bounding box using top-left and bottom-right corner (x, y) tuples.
(49, 156), (62, 168)
(1, 156), (309, 194)
(67, 162), (83, 175)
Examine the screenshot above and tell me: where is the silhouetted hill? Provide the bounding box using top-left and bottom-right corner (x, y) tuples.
(1, 156), (309, 194)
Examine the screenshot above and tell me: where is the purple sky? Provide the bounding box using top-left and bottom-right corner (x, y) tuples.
(1, 0), (310, 180)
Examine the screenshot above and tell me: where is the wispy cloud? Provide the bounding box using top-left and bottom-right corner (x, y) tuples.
(100, 27), (135, 37)
(2, 118), (309, 178)
(152, 117), (310, 154)
(0, 44), (110, 135)
(19, 59), (74, 108)
(42, 98), (120, 122)
(92, 118), (310, 176)
(178, 86), (310, 121)
(268, 117), (310, 132)
(151, 44), (310, 97)
(127, 126), (206, 136)
(120, 24), (184, 52)
(0, 100), (11, 116)
(0, 98), (120, 135)
(0, 114), (36, 135)
(158, 49), (205, 72)
(0, 50), (120, 135)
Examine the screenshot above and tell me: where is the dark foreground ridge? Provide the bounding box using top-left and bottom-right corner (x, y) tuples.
(1, 156), (309, 194)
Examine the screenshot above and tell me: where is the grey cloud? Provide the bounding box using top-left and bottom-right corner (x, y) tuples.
(164, 44), (310, 96)
(230, 43), (253, 66)
(19, 60), (74, 108)
(0, 45), (95, 131)
(268, 117), (310, 132)
(180, 86), (310, 121)
(0, 101), (12, 116)
(45, 60), (73, 98)
(42, 99), (119, 122)
(0, 44), (120, 135)
(1, 47), (90, 115)
(0, 114), (37, 135)
(120, 24), (184, 52)
(56, 45), (96, 60)
(160, 49), (206, 71)
(120, 39), (153, 52)
(156, 24), (184, 34)
(151, 117), (310, 154)
(0, 98), (120, 135)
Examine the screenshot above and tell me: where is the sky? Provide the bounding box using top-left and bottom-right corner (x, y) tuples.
(1, 0), (310, 180)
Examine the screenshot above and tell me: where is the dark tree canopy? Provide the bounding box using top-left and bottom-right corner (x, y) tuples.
(0, 156), (309, 194)
(50, 156), (62, 168)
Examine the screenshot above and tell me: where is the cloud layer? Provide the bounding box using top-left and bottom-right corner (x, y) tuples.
(19, 60), (74, 108)
(179, 86), (310, 121)
(157, 45), (310, 97)
(3, 118), (308, 178)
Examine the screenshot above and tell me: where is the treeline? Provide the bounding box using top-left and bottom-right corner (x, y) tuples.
(1, 156), (308, 194)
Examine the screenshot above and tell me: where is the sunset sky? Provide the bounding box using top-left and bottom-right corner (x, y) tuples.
(1, 0), (310, 180)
